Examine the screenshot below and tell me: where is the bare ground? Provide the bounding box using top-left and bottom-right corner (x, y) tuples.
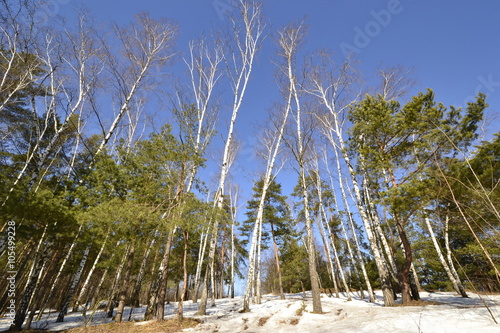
(22, 318), (200, 333)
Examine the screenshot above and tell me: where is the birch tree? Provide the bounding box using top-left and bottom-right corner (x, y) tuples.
(197, 0), (265, 315)
(0, 0), (42, 114)
(303, 52), (395, 306)
(279, 20), (323, 313)
(240, 23), (296, 307)
(93, 13), (177, 159)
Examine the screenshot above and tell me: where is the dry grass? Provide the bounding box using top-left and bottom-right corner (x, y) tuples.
(396, 300), (442, 307)
(257, 316), (270, 326)
(295, 302), (307, 316)
(23, 318), (200, 333)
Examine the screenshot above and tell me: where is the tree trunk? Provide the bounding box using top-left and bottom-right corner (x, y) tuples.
(199, 0), (264, 314)
(155, 230), (174, 321)
(10, 222), (52, 330)
(115, 241), (135, 322)
(301, 172), (323, 313)
(192, 228), (208, 303)
(331, 143), (375, 302)
(318, 220), (339, 298)
(196, 270), (209, 315)
(107, 243), (130, 318)
(359, 175), (395, 306)
(24, 257), (49, 330)
(394, 220), (413, 304)
(177, 230), (189, 321)
(270, 224), (285, 300)
(74, 231), (109, 312)
(444, 215), (469, 297)
(230, 219), (236, 299)
(56, 244), (91, 323)
(130, 237), (156, 312)
(255, 218), (263, 305)
(38, 224), (83, 319)
(314, 167), (352, 301)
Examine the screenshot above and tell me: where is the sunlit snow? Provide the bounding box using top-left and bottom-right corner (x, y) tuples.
(1, 291), (499, 332)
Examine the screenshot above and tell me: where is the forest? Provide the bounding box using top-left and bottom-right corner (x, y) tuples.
(0, 0), (499, 331)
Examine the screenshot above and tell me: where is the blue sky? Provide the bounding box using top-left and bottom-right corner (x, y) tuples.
(43, 0), (500, 296)
(51, 0), (500, 204)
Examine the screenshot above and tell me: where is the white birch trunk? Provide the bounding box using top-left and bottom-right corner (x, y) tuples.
(318, 219), (339, 297)
(307, 59), (395, 305)
(278, 20), (323, 313)
(198, 0), (264, 315)
(241, 24), (293, 309)
(38, 224), (84, 318)
(311, 157), (343, 298)
(192, 226), (209, 303)
(130, 236), (156, 312)
(93, 14), (176, 161)
(10, 223), (51, 330)
(328, 147), (374, 302)
(107, 243), (129, 317)
(74, 231), (109, 312)
(328, 171), (366, 300)
(315, 175), (352, 301)
(56, 244), (91, 322)
(443, 216), (469, 297)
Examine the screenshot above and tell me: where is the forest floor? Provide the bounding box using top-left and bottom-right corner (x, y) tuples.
(22, 318), (200, 333)
(3, 290), (500, 333)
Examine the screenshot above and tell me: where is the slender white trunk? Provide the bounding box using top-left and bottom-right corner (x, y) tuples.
(192, 227), (209, 303)
(242, 54), (291, 311)
(38, 224), (84, 317)
(444, 216), (469, 297)
(313, 163), (352, 300)
(318, 218), (339, 297)
(229, 189), (238, 299)
(198, 0), (264, 315)
(74, 231), (110, 311)
(10, 223), (51, 330)
(107, 243), (130, 317)
(436, 161), (500, 283)
(306, 56), (394, 305)
(57, 244), (91, 322)
(319, 204), (351, 300)
(115, 242), (135, 323)
(328, 171), (366, 300)
(328, 148), (374, 301)
(255, 215), (263, 304)
(130, 236), (156, 313)
(295, 116), (322, 313)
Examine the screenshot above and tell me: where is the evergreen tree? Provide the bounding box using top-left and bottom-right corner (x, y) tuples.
(241, 177), (293, 300)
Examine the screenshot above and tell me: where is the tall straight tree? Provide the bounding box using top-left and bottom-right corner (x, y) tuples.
(197, 0), (265, 315)
(280, 20), (323, 314)
(240, 18), (301, 310)
(305, 53), (395, 306)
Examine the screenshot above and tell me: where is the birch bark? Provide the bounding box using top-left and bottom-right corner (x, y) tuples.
(198, 0), (264, 315)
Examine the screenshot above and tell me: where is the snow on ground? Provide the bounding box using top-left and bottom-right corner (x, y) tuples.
(1, 291), (499, 332)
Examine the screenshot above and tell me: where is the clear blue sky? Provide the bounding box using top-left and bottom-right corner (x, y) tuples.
(53, 0), (500, 206)
(46, 0), (500, 296)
